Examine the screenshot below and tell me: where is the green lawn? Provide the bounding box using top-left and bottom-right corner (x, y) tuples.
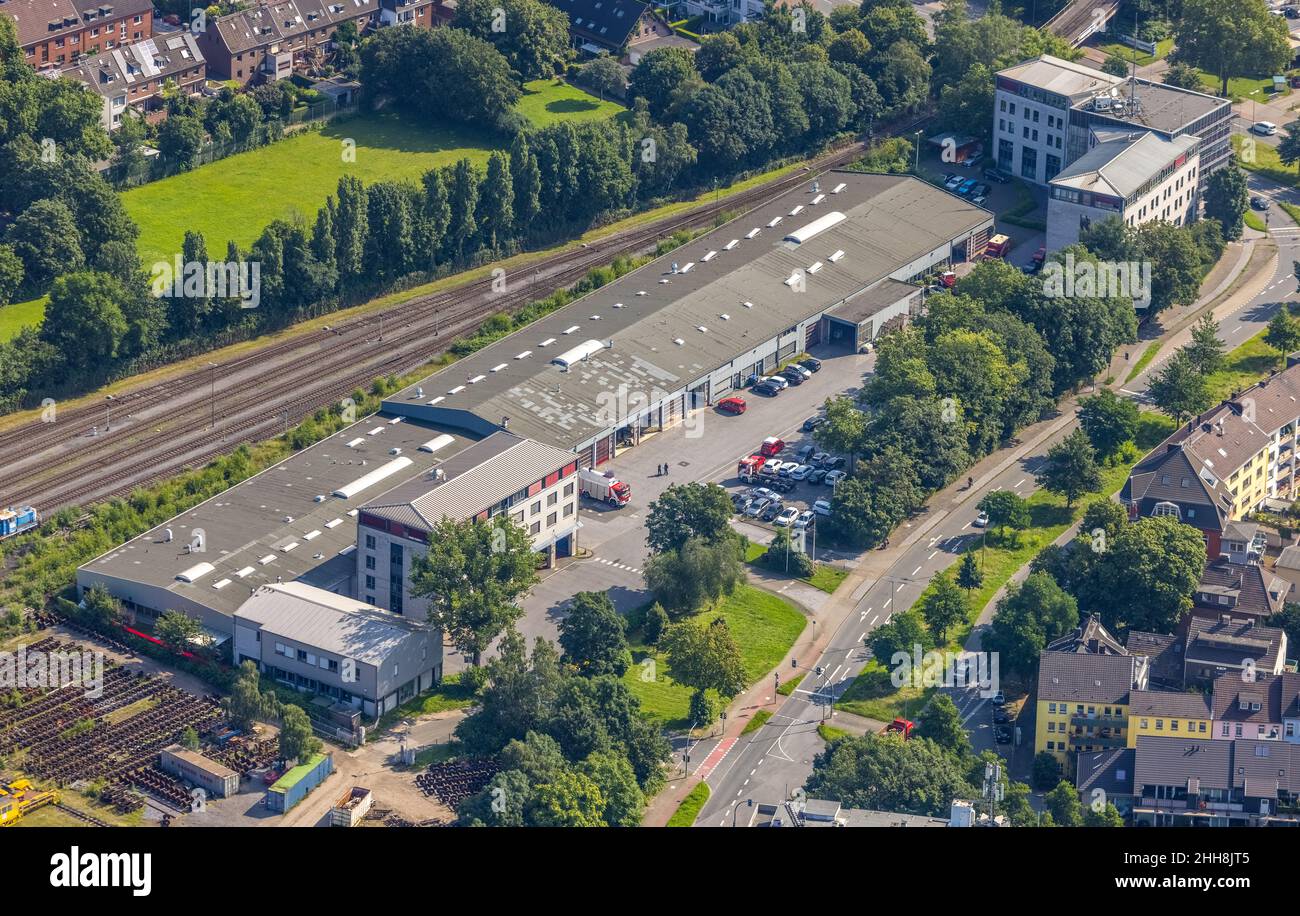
(515, 78), (625, 127)
(1124, 341), (1162, 383)
(743, 541), (848, 594)
(837, 411), (1176, 720)
(124, 81), (622, 265)
(625, 584), (806, 728)
(742, 709), (773, 735)
(777, 672), (804, 696)
(1205, 317), (1293, 403)
(369, 673), (477, 736)
(0, 295), (47, 342)
(1199, 71), (1290, 103)
(667, 781), (710, 827)
(1097, 37), (1173, 67)
(1233, 134), (1300, 188)
(1245, 210), (1268, 233)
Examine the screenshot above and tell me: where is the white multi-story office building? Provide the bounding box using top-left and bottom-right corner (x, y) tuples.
(993, 55), (1232, 194)
(1046, 132), (1201, 250)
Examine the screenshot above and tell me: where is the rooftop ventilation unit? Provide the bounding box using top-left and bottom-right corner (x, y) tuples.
(673, 338), (685, 346)
(697, 326), (708, 333)
(332, 456), (414, 499)
(552, 339), (605, 369)
(176, 561), (215, 584)
(743, 301), (754, 308)
(612, 302), (624, 308)
(418, 434), (455, 454)
(784, 211), (846, 244)
(720, 313), (730, 321)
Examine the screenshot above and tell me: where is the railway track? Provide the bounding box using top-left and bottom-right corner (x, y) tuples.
(0, 135), (883, 512)
(53, 802), (110, 827)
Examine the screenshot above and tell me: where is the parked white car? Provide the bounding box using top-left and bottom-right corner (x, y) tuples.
(824, 470), (847, 487)
(763, 375), (789, 390)
(813, 498), (832, 516)
(774, 506), (800, 527)
(788, 464), (814, 481)
(973, 510), (989, 528)
(1252, 121), (1279, 136)
(794, 510), (815, 529)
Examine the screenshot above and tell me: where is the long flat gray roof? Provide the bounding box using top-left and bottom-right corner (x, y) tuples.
(361, 430), (575, 530)
(78, 415), (481, 619)
(1052, 133), (1199, 199)
(383, 171), (992, 451)
(233, 581), (429, 667)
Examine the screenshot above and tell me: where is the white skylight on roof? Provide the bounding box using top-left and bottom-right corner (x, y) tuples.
(746, 228), (761, 239)
(808, 262), (823, 274)
(811, 194), (825, 205)
(515, 350), (532, 359)
(490, 363), (508, 372)
(367, 426), (383, 435)
(702, 251), (717, 262)
(324, 519), (344, 529)
(829, 250), (845, 262)
(346, 437), (365, 448)
(236, 566), (255, 578)
(767, 217), (782, 227)
(428, 396), (445, 406)
(448, 385), (465, 395)
(679, 262), (695, 273)
(333, 456), (414, 500)
(281, 541), (299, 552)
(789, 205), (804, 216)
(213, 578), (232, 590)
(259, 554), (276, 565)
(539, 338), (556, 347)
(303, 530), (321, 541)
(468, 374), (486, 384)
(832, 182), (846, 194)
(724, 240), (739, 250)
(176, 562), (215, 584)
(563, 325), (580, 335)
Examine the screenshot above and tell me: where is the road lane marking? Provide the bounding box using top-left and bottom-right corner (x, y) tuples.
(911, 565), (923, 576)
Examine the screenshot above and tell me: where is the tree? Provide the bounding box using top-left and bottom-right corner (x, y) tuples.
(982, 572), (1079, 681)
(662, 616), (747, 707)
(180, 726), (200, 750)
(866, 609), (931, 667)
(360, 25), (522, 129)
(919, 570), (967, 642)
(1162, 62), (1206, 91)
(580, 750), (644, 827)
(558, 591), (630, 677)
(1203, 164), (1248, 241)
(1266, 307), (1300, 365)
(40, 271), (129, 373)
(627, 47), (699, 119)
(644, 602), (668, 646)
(1147, 349), (1211, 422)
(1173, 0), (1292, 98)
(279, 704), (322, 762)
(1036, 428), (1101, 508)
(5, 198), (83, 290)
(1078, 388), (1139, 460)
(804, 732), (978, 817)
(1184, 313), (1227, 376)
(761, 527), (815, 578)
(156, 113), (204, 170)
(1084, 801), (1125, 827)
(919, 692), (970, 757)
(453, 0), (571, 80)
(447, 158), (480, 260)
(646, 482), (737, 554)
(1075, 516), (1206, 633)
(82, 585), (122, 629)
(0, 244), (22, 307)
(408, 516), (540, 665)
(956, 551), (983, 594)
(530, 768), (607, 827)
(577, 54), (627, 101)
(1033, 751), (1061, 790)
(1044, 780), (1083, 827)
(814, 395), (868, 459)
(978, 490), (1029, 542)
(477, 151), (514, 251)
(153, 610), (203, 654)
(227, 660), (274, 731)
(643, 537), (744, 616)
(1101, 55), (1130, 77)
(1267, 603), (1300, 654)
(1279, 123), (1300, 179)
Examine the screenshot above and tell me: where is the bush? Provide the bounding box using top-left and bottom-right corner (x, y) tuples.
(644, 603), (669, 646)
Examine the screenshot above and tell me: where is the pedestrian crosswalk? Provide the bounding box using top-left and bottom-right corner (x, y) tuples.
(594, 557), (641, 574)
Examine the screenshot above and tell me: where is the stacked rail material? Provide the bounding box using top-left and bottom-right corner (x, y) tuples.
(414, 759), (498, 809)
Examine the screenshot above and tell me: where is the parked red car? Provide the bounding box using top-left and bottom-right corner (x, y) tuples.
(717, 396), (746, 415)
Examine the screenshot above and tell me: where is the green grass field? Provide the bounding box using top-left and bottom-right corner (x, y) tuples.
(625, 584), (806, 728)
(1097, 37), (1173, 68)
(667, 781), (710, 826)
(743, 541), (848, 594)
(0, 295), (47, 342)
(123, 81), (622, 265)
(1233, 134), (1300, 189)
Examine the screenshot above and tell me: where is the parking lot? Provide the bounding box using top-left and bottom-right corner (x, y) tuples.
(505, 346), (874, 657)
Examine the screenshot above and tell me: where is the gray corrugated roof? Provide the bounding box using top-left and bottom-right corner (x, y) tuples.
(1134, 735), (1232, 790)
(1128, 689), (1212, 719)
(362, 431), (574, 528)
(233, 580), (428, 666)
(1051, 132), (1199, 199)
(1036, 652), (1137, 704)
(383, 171), (992, 451)
(997, 55), (1122, 101)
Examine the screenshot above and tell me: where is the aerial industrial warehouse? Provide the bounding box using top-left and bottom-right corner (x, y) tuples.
(75, 170), (991, 712)
(383, 170), (993, 463)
